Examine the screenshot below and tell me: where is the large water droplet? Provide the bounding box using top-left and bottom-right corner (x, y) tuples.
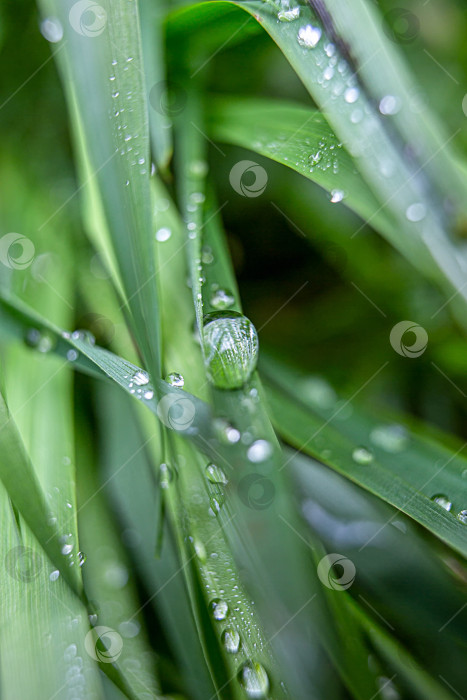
(205, 463), (228, 485)
(238, 662), (269, 698)
(297, 25), (322, 48)
(222, 627), (241, 653)
(431, 494), (452, 511)
(211, 599), (229, 620)
(203, 312), (258, 390)
(352, 447), (374, 464)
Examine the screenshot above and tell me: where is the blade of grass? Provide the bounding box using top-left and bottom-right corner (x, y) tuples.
(207, 96), (395, 236)
(261, 355), (467, 557)
(38, 0), (161, 379)
(76, 413), (163, 700)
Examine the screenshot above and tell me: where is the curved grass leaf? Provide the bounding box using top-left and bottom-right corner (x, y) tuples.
(0, 388), (81, 596)
(38, 0), (161, 378)
(320, 0), (467, 216)
(207, 96), (394, 236)
(261, 356), (467, 558)
(168, 0), (467, 318)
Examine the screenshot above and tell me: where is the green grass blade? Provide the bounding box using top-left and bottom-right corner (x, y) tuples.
(207, 96), (394, 235)
(169, 0), (467, 317)
(38, 0), (161, 378)
(0, 388), (81, 596)
(0, 481), (105, 699)
(261, 356), (467, 557)
(321, 0), (467, 213)
(140, 0), (173, 172)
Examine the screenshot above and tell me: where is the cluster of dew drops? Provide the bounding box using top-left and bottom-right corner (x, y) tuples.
(268, 0), (428, 222)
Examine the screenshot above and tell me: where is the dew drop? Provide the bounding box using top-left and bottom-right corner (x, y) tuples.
(202, 246), (214, 264)
(431, 494), (452, 511)
(166, 372), (184, 388)
(189, 160), (209, 177)
(330, 189), (344, 203)
(370, 424), (409, 453)
(215, 418), (242, 444)
(344, 87), (360, 104)
(205, 463), (228, 485)
(222, 627), (241, 653)
(211, 599), (229, 621)
(406, 202), (426, 222)
(210, 287), (235, 310)
(247, 439), (273, 463)
(379, 95), (400, 115)
(77, 551), (86, 567)
(278, 7), (300, 21)
(238, 662), (269, 698)
(160, 463), (174, 489)
(132, 370), (149, 386)
(40, 17), (63, 43)
(203, 312), (258, 390)
(194, 540), (207, 563)
(49, 570), (60, 582)
(456, 509), (467, 523)
(155, 227), (171, 242)
(352, 446), (374, 464)
(297, 25), (322, 49)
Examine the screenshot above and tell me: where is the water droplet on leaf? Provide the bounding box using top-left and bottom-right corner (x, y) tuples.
(297, 25), (322, 49)
(211, 598), (229, 620)
(222, 627), (241, 653)
(203, 312), (258, 390)
(211, 287), (235, 310)
(238, 662), (269, 698)
(247, 439), (273, 463)
(352, 447), (374, 464)
(206, 463), (228, 485)
(431, 494), (452, 511)
(278, 7), (300, 21)
(166, 372), (184, 388)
